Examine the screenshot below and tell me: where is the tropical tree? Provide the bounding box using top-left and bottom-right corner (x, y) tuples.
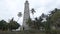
(0, 20), (8, 31)
(31, 8), (36, 19)
(8, 18), (20, 31)
(27, 16), (43, 30)
(44, 8), (59, 34)
(31, 8), (36, 14)
(26, 18), (33, 28)
(34, 17), (42, 29)
(50, 10), (60, 29)
(41, 13), (45, 18)
(17, 12), (22, 22)
(45, 18), (51, 34)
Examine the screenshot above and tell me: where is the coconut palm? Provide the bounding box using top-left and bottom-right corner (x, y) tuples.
(17, 12), (22, 22)
(31, 8), (36, 19)
(31, 8), (35, 14)
(8, 18), (20, 31)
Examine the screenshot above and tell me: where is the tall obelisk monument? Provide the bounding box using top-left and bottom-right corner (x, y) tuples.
(21, 0), (30, 30)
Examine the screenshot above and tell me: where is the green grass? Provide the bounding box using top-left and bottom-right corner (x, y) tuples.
(0, 30), (45, 34)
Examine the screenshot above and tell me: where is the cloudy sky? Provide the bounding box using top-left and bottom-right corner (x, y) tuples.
(0, 0), (60, 25)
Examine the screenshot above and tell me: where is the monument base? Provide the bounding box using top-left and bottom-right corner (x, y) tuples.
(20, 25), (30, 31)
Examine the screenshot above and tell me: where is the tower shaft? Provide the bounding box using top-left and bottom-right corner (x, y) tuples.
(22, 0), (30, 30)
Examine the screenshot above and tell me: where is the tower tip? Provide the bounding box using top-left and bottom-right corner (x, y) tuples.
(25, 0), (29, 3)
(26, 0), (28, 1)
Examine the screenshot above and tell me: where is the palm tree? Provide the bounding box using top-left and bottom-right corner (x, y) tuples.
(31, 8), (36, 19)
(0, 20), (7, 31)
(17, 12), (22, 22)
(8, 18), (20, 31)
(31, 8), (35, 14)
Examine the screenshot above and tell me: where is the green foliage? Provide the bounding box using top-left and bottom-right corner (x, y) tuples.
(44, 8), (60, 34)
(48, 9), (60, 29)
(0, 20), (8, 31)
(44, 22), (51, 34)
(18, 12), (22, 17)
(26, 18), (32, 27)
(31, 8), (36, 14)
(26, 16), (43, 30)
(0, 18), (20, 31)
(17, 12), (22, 21)
(34, 17), (43, 29)
(26, 8), (60, 34)
(51, 30), (58, 34)
(51, 11), (60, 22)
(8, 18), (20, 30)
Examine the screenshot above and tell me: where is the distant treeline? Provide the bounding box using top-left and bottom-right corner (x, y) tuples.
(26, 8), (60, 34)
(0, 18), (20, 31)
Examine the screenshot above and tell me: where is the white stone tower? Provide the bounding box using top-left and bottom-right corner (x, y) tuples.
(21, 0), (30, 30)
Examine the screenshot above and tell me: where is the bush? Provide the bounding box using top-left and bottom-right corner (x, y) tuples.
(51, 30), (57, 34)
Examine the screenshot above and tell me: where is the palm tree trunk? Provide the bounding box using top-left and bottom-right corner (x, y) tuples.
(32, 14), (34, 20)
(17, 17), (20, 22)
